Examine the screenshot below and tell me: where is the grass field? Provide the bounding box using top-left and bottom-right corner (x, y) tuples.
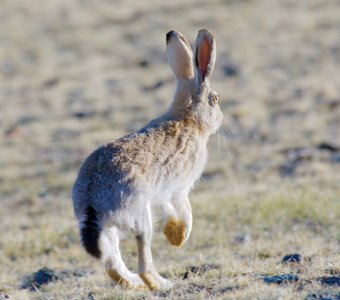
(0, 0), (340, 299)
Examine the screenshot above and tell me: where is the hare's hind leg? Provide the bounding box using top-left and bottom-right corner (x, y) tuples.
(162, 192), (192, 247)
(99, 226), (145, 289)
(135, 204), (173, 291)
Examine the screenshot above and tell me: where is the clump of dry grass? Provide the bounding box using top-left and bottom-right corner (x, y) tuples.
(1, 178), (338, 299)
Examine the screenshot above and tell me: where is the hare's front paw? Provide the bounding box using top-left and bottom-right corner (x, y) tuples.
(163, 218), (186, 247)
(139, 272), (173, 291)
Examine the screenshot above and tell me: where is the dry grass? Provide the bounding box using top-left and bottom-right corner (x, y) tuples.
(1, 0), (340, 299)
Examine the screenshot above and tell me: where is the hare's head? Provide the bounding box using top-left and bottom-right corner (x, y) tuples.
(166, 29), (223, 135)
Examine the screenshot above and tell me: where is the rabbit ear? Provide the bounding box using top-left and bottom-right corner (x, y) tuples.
(193, 29), (216, 85)
(166, 30), (194, 80)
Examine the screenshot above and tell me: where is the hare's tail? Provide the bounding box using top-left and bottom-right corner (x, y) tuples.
(80, 205), (102, 259)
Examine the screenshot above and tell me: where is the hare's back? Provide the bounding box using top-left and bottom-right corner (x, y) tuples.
(72, 143), (130, 213)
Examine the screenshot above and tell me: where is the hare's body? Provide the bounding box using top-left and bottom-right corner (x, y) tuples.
(73, 114), (206, 236)
(73, 29), (222, 290)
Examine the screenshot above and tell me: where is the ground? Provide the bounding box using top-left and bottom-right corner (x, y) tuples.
(0, 0), (339, 299)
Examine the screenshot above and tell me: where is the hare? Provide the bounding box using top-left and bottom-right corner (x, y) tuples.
(72, 29), (223, 291)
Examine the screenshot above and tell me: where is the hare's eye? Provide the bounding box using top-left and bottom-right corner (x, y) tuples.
(209, 94), (218, 106)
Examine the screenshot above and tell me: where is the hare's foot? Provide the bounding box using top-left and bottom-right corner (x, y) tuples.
(107, 268), (146, 290)
(164, 218), (186, 247)
(140, 271), (173, 291)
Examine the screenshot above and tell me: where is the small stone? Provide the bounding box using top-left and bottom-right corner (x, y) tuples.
(319, 276), (340, 286)
(317, 142), (340, 152)
(305, 290), (340, 300)
(282, 253), (302, 264)
(21, 267), (58, 291)
(263, 274), (299, 285)
(223, 63), (239, 77)
(72, 111), (95, 119)
(138, 59), (149, 68)
(44, 78), (59, 88)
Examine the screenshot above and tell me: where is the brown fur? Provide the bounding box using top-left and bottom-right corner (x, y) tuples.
(92, 111), (206, 186)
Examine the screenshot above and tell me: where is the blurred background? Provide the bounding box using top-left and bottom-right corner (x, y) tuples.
(0, 0), (339, 299)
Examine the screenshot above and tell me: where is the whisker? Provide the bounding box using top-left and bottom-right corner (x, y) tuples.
(217, 127), (222, 159)
(219, 127), (232, 158)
